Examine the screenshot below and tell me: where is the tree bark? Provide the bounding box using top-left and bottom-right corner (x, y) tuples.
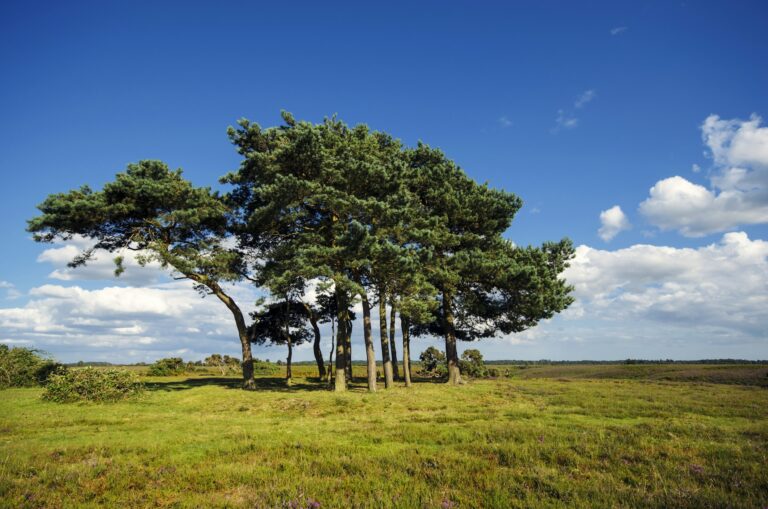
(328, 317), (335, 384)
(443, 290), (462, 385)
(389, 302), (399, 380)
(334, 291), (347, 392)
(378, 292), (394, 388)
(401, 315), (412, 387)
(285, 333), (293, 386)
(345, 318), (353, 382)
(360, 292), (378, 392)
(304, 304), (325, 379)
(203, 278), (256, 390)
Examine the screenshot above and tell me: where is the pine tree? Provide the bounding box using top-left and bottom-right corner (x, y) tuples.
(28, 161), (261, 389)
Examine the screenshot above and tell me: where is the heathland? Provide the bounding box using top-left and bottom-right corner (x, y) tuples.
(1, 363), (766, 508)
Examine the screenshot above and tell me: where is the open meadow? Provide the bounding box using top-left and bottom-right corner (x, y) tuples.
(1, 364), (767, 508)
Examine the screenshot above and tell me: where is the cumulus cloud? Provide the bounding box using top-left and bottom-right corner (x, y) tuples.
(564, 232), (768, 337)
(37, 236), (167, 285)
(0, 280), (264, 362)
(598, 205), (631, 241)
(610, 27), (628, 36)
(640, 114), (768, 236)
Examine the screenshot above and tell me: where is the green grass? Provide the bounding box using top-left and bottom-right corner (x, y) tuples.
(1, 365), (767, 508)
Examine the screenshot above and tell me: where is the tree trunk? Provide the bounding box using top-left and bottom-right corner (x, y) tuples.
(205, 280), (255, 390)
(360, 292), (377, 392)
(328, 317), (335, 384)
(378, 292), (394, 388)
(389, 302), (399, 380)
(443, 291), (462, 385)
(334, 292), (347, 392)
(285, 334), (293, 386)
(304, 304), (325, 379)
(345, 318), (353, 382)
(401, 315), (412, 387)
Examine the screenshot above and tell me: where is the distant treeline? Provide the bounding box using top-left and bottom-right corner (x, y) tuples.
(484, 359), (768, 365)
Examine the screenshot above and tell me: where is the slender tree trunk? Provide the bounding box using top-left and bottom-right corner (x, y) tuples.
(401, 315), (412, 387)
(378, 292), (394, 388)
(284, 304), (293, 386)
(304, 304), (325, 379)
(285, 335), (293, 386)
(334, 291), (347, 392)
(389, 301), (399, 380)
(443, 291), (462, 385)
(328, 317), (335, 384)
(345, 318), (353, 382)
(205, 280), (255, 390)
(360, 292), (377, 392)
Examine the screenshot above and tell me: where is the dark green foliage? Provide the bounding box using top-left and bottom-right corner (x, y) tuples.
(147, 357), (186, 376)
(27, 160), (260, 389)
(249, 302), (313, 350)
(458, 349), (489, 378)
(0, 345), (65, 388)
(252, 358), (280, 375)
(42, 368), (144, 403)
(418, 346), (447, 378)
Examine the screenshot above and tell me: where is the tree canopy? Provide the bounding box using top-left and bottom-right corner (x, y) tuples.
(28, 112), (575, 392)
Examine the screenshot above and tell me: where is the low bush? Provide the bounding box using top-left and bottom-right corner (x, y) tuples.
(458, 349), (488, 378)
(0, 345), (65, 388)
(253, 358), (279, 375)
(418, 347), (448, 378)
(147, 357), (186, 376)
(42, 368), (144, 403)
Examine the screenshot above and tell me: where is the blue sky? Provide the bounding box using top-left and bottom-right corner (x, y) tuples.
(1, 1), (767, 363)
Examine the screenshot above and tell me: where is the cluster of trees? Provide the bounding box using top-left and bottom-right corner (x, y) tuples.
(27, 112), (574, 392)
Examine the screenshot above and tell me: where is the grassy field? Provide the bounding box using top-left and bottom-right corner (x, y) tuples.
(1, 364), (767, 508)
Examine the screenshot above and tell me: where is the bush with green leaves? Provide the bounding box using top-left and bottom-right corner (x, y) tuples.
(42, 368), (144, 403)
(253, 358), (279, 375)
(147, 357), (186, 376)
(418, 346), (447, 378)
(0, 345), (65, 388)
(458, 349), (488, 378)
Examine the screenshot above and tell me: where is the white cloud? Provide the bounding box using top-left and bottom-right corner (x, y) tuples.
(640, 114), (768, 236)
(498, 116), (512, 128)
(598, 205), (631, 241)
(610, 27), (628, 36)
(0, 280), (263, 362)
(564, 232), (768, 336)
(639, 176), (768, 236)
(574, 89), (596, 109)
(37, 236), (167, 285)
(553, 90), (596, 132)
(0, 281), (21, 300)
(497, 232), (768, 359)
(554, 109), (578, 130)
(692, 163), (701, 173)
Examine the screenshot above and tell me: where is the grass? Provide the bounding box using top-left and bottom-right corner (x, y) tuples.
(1, 364), (766, 508)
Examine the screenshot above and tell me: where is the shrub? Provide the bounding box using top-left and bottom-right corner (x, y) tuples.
(418, 347), (447, 378)
(0, 345), (65, 388)
(458, 349), (488, 378)
(43, 368), (144, 403)
(204, 354), (243, 375)
(253, 358), (279, 375)
(147, 357), (186, 376)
